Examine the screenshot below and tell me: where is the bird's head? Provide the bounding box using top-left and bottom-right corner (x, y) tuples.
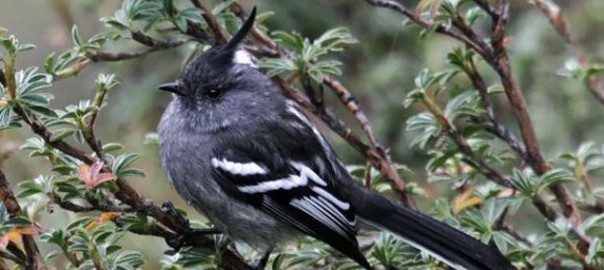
(158, 7), (280, 119)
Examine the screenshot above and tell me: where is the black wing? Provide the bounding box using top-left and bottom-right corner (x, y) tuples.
(210, 101), (370, 268)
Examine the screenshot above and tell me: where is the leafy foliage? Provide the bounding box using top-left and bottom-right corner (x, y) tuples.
(1, 0), (604, 269)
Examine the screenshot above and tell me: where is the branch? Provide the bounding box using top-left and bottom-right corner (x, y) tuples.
(190, 0), (228, 44)
(529, 0), (604, 105)
(497, 222), (532, 247)
(230, 3), (415, 207)
(422, 94), (512, 188)
(0, 250), (26, 268)
(55, 35), (191, 80)
(0, 170), (45, 270)
(362, 1), (588, 249)
(484, 2), (582, 228)
(275, 78), (414, 206)
(4, 62), (255, 269)
(363, 0), (490, 58)
(463, 58), (528, 160)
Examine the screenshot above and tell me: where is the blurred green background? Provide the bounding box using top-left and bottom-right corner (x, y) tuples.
(1, 0), (604, 268)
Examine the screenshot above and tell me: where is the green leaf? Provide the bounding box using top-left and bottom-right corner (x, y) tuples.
(102, 142), (124, 153)
(112, 153), (142, 178)
(510, 169), (535, 197)
(3, 216), (32, 228)
(272, 31), (305, 50)
(71, 25), (82, 47)
(537, 168), (574, 194)
(0, 107), (12, 129)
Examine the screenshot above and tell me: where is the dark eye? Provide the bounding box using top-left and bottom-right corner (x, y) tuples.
(207, 89), (220, 99)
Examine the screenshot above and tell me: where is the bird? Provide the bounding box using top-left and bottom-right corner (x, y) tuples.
(157, 7), (515, 270)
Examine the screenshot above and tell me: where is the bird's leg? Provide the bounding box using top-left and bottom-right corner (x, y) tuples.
(252, 248), (273, 270)
(161, 202), (221, 255)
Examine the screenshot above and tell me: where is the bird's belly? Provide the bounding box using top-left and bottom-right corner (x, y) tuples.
(170, 173), (295, 250)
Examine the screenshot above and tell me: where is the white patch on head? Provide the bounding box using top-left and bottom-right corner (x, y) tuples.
(233, 50), (257, 68)
(211, 158), (267, 176)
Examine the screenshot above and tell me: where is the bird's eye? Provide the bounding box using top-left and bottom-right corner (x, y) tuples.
(207, 89), (220, 99)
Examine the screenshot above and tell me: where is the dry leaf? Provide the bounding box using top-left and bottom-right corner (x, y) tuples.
(0, 227), (38, 248)
(452, 186), (483, 214)
(85, 212), (121, 231)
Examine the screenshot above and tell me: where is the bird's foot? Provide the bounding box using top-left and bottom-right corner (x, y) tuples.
(161, 201), (190, 228)
(251, 249), (272, 270)
(161, 202), (221, 255)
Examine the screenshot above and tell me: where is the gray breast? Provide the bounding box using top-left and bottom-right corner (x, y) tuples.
(158, 103), (296, 249)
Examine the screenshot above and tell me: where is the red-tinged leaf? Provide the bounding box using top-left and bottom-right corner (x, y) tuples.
(79, 161), (116, 189)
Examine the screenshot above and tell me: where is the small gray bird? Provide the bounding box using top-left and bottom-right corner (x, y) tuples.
(158, 7), (514, 270)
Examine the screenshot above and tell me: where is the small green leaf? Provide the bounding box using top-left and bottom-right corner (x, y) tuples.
(71, 25), (82, 47)
(112, 153), (142, 178)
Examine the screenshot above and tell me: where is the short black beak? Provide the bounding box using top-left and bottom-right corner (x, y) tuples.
(158, 81), (186, 96)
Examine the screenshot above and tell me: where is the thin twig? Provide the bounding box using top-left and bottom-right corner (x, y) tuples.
(421, 93), (511, 188)
(497, 222), (532, 247)
(463, 58), (528, 160)
(0, 250), (26, 267)
(529, 0), (604, 105)
(190, 0), (228, 44)
(363, 0), (490, 58)
(55, 38), (190, 80)
(470, 0), (498, 20)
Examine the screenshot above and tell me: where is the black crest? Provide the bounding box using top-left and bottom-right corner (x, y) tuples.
(158, 7), (257, 95)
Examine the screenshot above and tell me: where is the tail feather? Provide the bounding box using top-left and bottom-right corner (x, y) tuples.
(347, 184), (515, 270)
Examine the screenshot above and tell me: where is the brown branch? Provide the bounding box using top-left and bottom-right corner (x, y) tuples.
(322, 77), (414, 206)
(190, 0), (228, 44)
(5, 72), (255, 270)
(470, 0), (498, 20)
(55, 37), (190, 80)
(6, 243), (26, 265)
(82, 80), (111, 160)
(363, 0), (587, 236)
(484, 3), (582, 228)
(529, 0), (604, 105)
(275, 78), (414, 206)
(422, 95), (512, 188)
(464, 58), (528, 160)
(365, 0), (584, 235)
(0, 170), (45, 270)
(497, 222), (532, 247)
(88, 42), (187, 62)
(363, 0), (490, 58)
(0, 250), (25, 267)
(228, 2), (415, 207)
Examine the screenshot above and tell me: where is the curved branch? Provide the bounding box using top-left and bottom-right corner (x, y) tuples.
(0, 170), (45, 270)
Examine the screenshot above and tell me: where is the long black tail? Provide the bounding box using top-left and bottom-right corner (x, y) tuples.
(347, 184), (515, 270)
